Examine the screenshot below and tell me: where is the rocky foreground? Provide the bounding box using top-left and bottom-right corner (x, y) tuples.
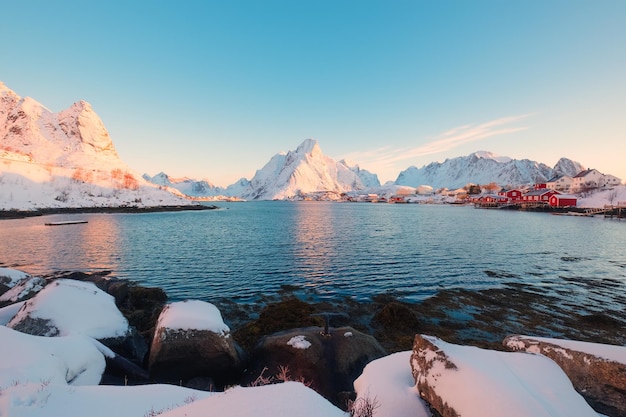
(1, 268), (625, 416)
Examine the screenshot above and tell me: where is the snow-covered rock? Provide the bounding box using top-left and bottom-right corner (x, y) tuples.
(0, 325), (105, 386)
(395, 151), (585, 189)
(148, 300), (246, 385)
(0, 268), (44, 307)
(7, 279), (130, 340)
(0, 275), (46, 306)
(0, 267), (30, 287)
(504, 335), (626, 417)
(247, 325), (386, 404)
(0, 82), (194, 210)
(411, 334), (597, 417)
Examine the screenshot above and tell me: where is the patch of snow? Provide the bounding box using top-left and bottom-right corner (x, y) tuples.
(509, 335), (626, 365)
(354, 351), (431, 417)
(0, 301), (25, 325)
(287, 335), (311, 349)
(156, 300), (230, 335)
(344, 331), (353, 337)
(577, 185), (626, 208)
(0, 326), (105, 386)
(158, 382), (345, 417)
(0, 381), (212, 417)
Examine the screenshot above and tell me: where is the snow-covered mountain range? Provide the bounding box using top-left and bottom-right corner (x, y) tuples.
(0, 82), (191, 210)
(142, 172), (227, 198)
(395, 151), (585, 190)
(145, 139), (381, 200)
(148, 145), (587, 200)
(2, 81), (612, 207)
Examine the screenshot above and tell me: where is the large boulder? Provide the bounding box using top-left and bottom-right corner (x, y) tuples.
(6, 279), (147, 362)
(246, 326), (386, 405)
(504, 335), (626, 417)
(411, 334), (598, 417)
(148, 300), (246, 387)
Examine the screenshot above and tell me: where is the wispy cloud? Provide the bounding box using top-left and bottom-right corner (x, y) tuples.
(343, 114), (530, 180)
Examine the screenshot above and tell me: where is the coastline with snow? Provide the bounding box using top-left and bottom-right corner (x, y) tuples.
(0, 204), (218, 220)
(1, 267), (625, 416)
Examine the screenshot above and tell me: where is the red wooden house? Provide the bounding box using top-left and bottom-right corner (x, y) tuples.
(498, 189), (523, 202)
(479, 194), (510, 203)
(549, 194), (577, 207)
(522, 189), (560, 203)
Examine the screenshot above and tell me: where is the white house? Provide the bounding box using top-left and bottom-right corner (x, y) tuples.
(546, 175), (574, 192)
(602, 174), (622, 187)
(571, 169), (622, 192)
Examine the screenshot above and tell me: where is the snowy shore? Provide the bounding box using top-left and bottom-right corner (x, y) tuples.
(0, 204), (218, 219)
(1, 267), (625, 417)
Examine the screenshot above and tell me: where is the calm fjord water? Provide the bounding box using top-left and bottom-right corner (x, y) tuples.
(1, 202), (625, 309)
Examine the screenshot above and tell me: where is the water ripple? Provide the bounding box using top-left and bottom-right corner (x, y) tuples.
(1, 202), (625, 311)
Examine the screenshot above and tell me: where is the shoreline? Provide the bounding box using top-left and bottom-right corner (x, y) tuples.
(2, 269), (625, 415)
(0, 204), (219, 220)
(3, 268), (624, 353)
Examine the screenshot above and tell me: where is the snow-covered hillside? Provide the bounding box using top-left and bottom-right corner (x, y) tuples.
(0, 82), (191, 210)
(395, 151), (585, 189)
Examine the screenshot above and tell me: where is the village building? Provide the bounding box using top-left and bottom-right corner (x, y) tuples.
(546, 175), (574, 192)
(549, 194), (578, 208)
(475, 194), (510, 207)
(571, 169), (622, 192)
(498, 188), (523, 202)
(602, 174), (622, 187)
(522, 188), (561, 203)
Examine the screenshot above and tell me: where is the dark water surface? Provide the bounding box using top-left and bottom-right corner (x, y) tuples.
(1, 202), (625, 309)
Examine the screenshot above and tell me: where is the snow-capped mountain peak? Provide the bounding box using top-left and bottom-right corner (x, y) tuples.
(471, 151), (512, 163)
(296, 138), (322, 156)
(0, 82), (191, 210)
(235, 139), (378, 200)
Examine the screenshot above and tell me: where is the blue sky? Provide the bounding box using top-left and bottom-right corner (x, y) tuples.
(1, 1), (625, 185)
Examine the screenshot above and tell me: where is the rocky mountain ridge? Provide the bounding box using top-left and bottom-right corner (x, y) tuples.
(395, 151), (585, 190)
(0, 82), (192, 210)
